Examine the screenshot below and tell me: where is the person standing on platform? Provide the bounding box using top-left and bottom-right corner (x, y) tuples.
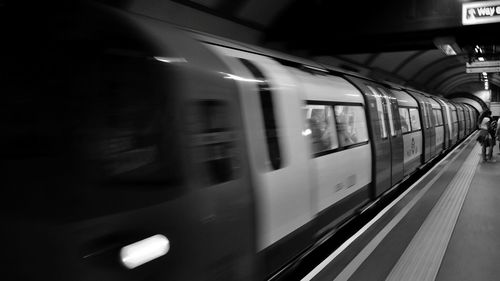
(489, 117), (497, 153)
(477, 110), (494, 162)
(496, 118), (500, 154)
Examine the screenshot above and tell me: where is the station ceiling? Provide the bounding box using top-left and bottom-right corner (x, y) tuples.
(167, 0), (500, 104)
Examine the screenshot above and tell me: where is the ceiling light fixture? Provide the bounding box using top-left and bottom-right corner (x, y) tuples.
(434, 37), (461, 56)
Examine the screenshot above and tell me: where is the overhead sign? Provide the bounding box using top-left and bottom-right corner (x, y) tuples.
(466, 61), (500, 68)
(466, 60), (500, 73)
(466, 66), (500, 73)
(462, 0), (500, 25)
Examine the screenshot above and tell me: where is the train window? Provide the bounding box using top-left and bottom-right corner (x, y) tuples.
(334, 105), (369, 147)
(378, 88), (396, 136)
(409, 108), (421, 131)
(434, 109), (443, 126)
(451, 110), (458, 123)
(239, 58), (282, 170)
(428, 105), (434, 127)
(188, 100), (239, 185)
(387, 99), (396, 136)
(81, 54), (183, 185)
(303, 104), (338, 154)
(421, 103), (430, 129)
(399, 108), (411, 133)
(2, 47), (193, 220)
(459, 109), (465, 122)
(367, 86), (387, 139)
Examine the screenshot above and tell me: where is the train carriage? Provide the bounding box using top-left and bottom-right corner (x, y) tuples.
(375, 86), (405, 189)
(205, 42), (378, 277)
(454, 102), (466, 140)
(390, 89), (424, 176)
(405, 90), (436, 162)
(448, 102), (460, 145)
(463, 104), (471, 135)
(429, 97), (445, 154)
(465, 104), (478, 131)
(457, 103), (468, 137)
(2, 2), (481, 280)
(4, 6), (258, 281)
(441, 99), (453, 149)
(431, 96), (452, 150)
(341, 77), (405, 197)
(464, 104), (475, 135)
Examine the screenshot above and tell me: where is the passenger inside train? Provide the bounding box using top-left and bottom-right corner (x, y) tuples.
(335, 107), (358, 147)
(308, 107), (335, 152)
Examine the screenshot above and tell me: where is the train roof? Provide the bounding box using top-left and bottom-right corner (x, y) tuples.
(390, 89), (418, 107)
(183, 26), (381, 83)
(428, 96), (441, 109)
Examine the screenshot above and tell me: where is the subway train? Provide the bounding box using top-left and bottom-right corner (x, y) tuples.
(2, 2), (478, 281)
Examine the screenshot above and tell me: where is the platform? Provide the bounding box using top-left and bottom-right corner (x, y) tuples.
(302, 132), (500, 281)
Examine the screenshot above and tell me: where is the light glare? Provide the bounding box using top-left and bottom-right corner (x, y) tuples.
(153, 56), (187, 63)
(120, 234), (170, 269)
(441, 44), (457, 56)
(221, 72), (264, 83)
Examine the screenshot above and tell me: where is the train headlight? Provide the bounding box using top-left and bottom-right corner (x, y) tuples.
(120, 234), (170, 269)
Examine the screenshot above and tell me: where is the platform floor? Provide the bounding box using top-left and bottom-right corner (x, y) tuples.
(437, 143), (500, 281)
(303, 133), (500, 281)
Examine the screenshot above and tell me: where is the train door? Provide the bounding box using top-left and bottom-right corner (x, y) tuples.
(466, 105), (472, 131)
(459, 104), (466, 139)
(406, 91), (432, 163)
(464, 106), (472, 134)
(444, 100), (457, 146)
(472, 106), (478, 129)
(439, 98), (452, 149)
(421, 96), (431, 161)
(458, 104), (467, 135)
(433, 97), (448, 150)
(449, 105), (456, 144)
(377, 86), (404, 186)
(454, 103), (463, 140)
(366, 84), (393, 193)
(344, 77), (392, 197)
(450, 105), (459, 144)
(426, 100), (437, 158)
(207, 45), (316, 276)
(455, 105), (461, 140)
(467, 105), (477, 130)
(430, 98), (445, 154)
(391, 89), (423, 176)
(294, 69), (372, 240)
(463, 105), (470, 135)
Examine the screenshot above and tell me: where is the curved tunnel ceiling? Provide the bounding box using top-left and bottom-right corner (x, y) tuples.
(116, 0), (500, 102)
(261, 0), (500, 100)
(322, 49), (500, 98)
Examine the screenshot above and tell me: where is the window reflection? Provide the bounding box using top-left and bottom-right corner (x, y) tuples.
(303, 104), (338, 154)
(334, 105), (368, 147)
(409, 108), (421, 130)
(399, 108), (411, 133)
